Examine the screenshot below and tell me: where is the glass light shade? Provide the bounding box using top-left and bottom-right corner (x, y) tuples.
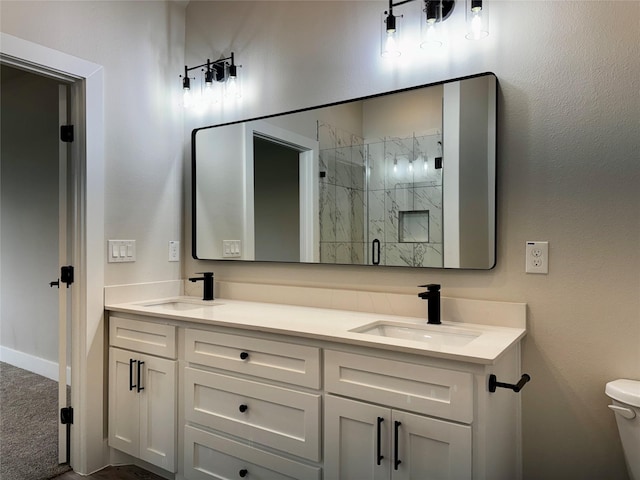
(421, 19), (443, 49)
(381, 12), (402, 58)
(183, 87), (193, 108)
(421, 1), (443, 48)
(203, 81), (220, 106)
(224, 74), (241, 99)
(465, 0), (489, 40)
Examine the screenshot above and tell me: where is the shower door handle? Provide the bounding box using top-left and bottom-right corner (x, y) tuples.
(372, 239), (381, 265)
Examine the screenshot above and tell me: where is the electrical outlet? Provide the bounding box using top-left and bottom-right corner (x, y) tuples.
(169, 240), (180, 262)
(525, 241), (548, 274)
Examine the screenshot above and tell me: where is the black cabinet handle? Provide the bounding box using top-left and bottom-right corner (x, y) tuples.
(129, 359), (136, 391)
(239, 404), (248, 413)
(394, 421), (402, 470)
(240, 351), (249, 360)
(372, 239), (381, 265)
(376, 417), (384, 465)
(239, 469), (248, 478)
(137, 361), (144, 392)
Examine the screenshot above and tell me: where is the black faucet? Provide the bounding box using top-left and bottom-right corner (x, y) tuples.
(418, 284), (441, 324)
(189, 272), (215, 301)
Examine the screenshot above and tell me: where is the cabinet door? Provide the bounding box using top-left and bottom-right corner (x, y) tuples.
(392, 410), (471, 480)
(324, 395), (389, 480)
(138, 353), (177, 472)
(108, 347), (140, 456)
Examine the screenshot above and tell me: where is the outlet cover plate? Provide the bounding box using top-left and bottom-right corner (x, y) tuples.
(526, 241), (548, 274)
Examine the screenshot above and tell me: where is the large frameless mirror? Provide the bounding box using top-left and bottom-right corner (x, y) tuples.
(193, 72), (497, 269)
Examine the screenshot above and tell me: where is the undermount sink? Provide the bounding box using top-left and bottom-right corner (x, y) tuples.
(350, 321), (481, 347)
(140, 300), (221, 311)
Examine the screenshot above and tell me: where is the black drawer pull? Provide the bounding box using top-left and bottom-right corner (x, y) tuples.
(376, 417), (384, 465)
(394, 421), (402, 470)
(129, 359), (136, 391)
(137, 360), (144, 392)
(239, 404), (248, 413)
(239, 469), (248, 478)
(240, 351), (249, 360)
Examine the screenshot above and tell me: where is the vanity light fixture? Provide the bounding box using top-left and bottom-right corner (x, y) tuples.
(380, 0), (488, 56)
(180, 53), (241, 108)
(465, 0), (489, 40)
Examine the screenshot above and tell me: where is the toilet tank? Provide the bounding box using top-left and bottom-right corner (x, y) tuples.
(606, 379), (640, 480)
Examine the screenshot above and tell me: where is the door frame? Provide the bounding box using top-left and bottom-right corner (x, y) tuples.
(243, 120), (319, 262)
(0, 33), (105, 474)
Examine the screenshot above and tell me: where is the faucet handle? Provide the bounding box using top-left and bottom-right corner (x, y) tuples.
(196, 271), (214, 276)
(418, 284), (440, 290)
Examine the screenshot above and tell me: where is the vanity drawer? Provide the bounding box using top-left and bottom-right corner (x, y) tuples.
(184, 425), (321, 480)
(184, 367), (321, 461)
(324, 350), (473, 423)
(184, 328), (321, 388)
(109, 316), (176, 359)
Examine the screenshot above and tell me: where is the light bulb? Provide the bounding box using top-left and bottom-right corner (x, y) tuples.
(409, 159), (413, 172)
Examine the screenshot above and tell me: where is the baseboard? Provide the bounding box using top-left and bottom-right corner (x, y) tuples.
(0, 346), (71, 385)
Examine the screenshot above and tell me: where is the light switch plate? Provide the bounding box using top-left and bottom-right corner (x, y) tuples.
(108, 240), (136, 263)
(222, 240), (241, 258)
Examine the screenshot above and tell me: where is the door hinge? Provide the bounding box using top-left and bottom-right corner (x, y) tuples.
(60, 406), (73, 425)
(61, 265), (74, 287)
(60, 125), (74, 143)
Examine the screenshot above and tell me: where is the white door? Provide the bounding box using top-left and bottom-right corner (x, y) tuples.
(324, 395), (389, 480)
(391, 410), (472, 480)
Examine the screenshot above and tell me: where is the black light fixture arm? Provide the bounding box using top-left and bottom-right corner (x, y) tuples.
(181, 53), (237, 87)
(385, 0), (456, 23)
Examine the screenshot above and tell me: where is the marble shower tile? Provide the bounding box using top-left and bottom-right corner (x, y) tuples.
(384, 243), (414, 267)
(366, 142), (385, 191)
(318, 122), (337, 149)
(414, 243), (444, 268)
(319, 182), (336, 242)
(335, 242), (352, 264)
(320, 242), (336, 263)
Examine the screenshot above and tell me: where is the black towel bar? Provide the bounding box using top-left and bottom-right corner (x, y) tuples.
(488, 373), (531, 393)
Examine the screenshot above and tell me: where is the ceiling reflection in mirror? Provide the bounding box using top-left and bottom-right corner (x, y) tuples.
(193, 72), (496, 269)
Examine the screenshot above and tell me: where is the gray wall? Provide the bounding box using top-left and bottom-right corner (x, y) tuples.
(1, 66), (60, 364)
(184, 2), (640, 479)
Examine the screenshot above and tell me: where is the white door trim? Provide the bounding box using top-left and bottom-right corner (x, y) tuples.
(1, 32), (106, 474)
(243, 120), (319, 262)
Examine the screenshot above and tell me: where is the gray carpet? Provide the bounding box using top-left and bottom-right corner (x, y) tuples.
(0, 362), (71, 480)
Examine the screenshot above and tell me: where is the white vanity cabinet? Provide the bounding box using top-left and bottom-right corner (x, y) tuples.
(105, 292), (525, 480)
(108, 316), (178, 473)
(183, 328), (323, 480)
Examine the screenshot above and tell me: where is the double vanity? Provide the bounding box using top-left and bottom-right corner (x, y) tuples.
(105, 281), (526, 480)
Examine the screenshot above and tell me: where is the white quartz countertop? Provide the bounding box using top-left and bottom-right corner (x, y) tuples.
(105, 296), (526, 365)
